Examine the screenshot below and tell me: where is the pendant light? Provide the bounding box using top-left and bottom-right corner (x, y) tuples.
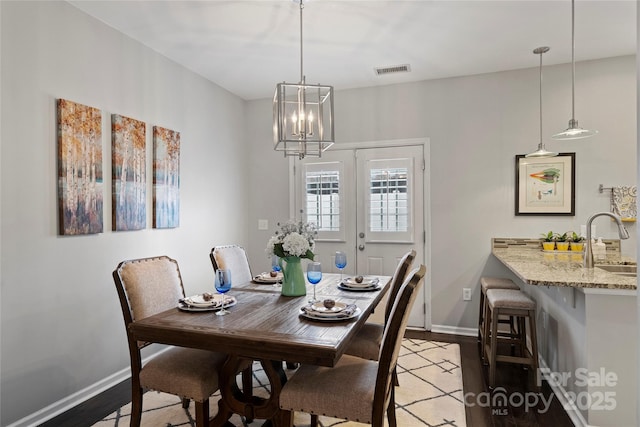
(526, 47), (558, 158)
(273, 0), (334, 159)
(552, 0), (597, 140)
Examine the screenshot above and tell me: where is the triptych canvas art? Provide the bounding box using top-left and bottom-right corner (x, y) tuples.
(57, 98), (180, 235)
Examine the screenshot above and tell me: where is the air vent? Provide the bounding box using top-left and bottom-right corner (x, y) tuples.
(374, 64), (411, 76)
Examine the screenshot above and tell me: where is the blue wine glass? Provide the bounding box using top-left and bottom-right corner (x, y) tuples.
(335, 251), (347, 283)
(214, 269), (232, 316)
(307, 262), (322, 303)
(271, 255), (282, 288)
(272, 255), (281, 272)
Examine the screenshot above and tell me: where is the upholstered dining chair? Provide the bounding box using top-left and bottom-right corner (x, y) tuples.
(278, 264), (426, 427)
(209, 245), (260, 389)
(113, 255), (230, 427)
(210, 244), (299, 375)
(343, 250), (416, 362)
(210, 245), (253, 285)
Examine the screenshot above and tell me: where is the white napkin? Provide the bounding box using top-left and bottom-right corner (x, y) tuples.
(301, 303), (358, 318)
(341, 277), (379, 288)
(181, 294), (236, 308)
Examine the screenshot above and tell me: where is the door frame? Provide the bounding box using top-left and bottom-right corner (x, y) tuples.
(287, 137), (432, 330)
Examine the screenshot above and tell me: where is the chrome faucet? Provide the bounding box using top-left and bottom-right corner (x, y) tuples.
(584, 212), (630, 268)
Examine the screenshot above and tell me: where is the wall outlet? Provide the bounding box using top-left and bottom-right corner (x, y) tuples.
(258, 219), (269, 230)
(463, 288), (472, 301)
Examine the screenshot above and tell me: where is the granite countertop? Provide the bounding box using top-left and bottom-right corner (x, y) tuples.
(491, 238), (637, 291)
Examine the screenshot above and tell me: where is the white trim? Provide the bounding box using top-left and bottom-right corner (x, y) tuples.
(580, 287), (636, 297)
(6, 368), (130, 427)
(538, 357), (588, 427)
(6, 349), (169, 427)
(331, 137), (427, 151)
(430, 324), (477, 337)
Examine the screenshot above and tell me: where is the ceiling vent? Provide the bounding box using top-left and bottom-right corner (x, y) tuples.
(374, 64), (411, 76)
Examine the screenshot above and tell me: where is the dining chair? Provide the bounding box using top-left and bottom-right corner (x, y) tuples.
(210, 245), (254, 285)
(211, 244), (299, 407)
(113, 255), (232, 427)
(278, 264), (426, 427)
(343, 250), (416, 362)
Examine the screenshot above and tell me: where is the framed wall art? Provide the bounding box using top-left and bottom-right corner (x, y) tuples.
(57, 99), (104, 235)
(153, 126), (180, 229)
(112, 114), (146, 231)
(515, 152), (575, 216)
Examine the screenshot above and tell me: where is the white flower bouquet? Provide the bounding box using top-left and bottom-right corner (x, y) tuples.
(266, 220), (317, 260)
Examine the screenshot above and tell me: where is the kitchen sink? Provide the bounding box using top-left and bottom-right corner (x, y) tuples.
(595, 264), (637, 277)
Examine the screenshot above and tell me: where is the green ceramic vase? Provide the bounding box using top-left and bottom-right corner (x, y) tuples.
(279, 256), (307, 297)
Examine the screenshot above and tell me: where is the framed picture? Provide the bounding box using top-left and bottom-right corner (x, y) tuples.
(112, 114), (146, 231)
(515, 152), (575, 216)
(57, 99), (104, 235)
(153, 126), (180, 229)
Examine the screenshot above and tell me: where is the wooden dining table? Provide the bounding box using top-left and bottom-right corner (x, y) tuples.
(129, 273), (391, 427)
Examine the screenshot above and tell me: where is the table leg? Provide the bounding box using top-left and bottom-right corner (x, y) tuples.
(210, 356), (292, 427)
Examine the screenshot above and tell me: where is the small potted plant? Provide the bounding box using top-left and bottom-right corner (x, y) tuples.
(555, 232), (570, 251)
(540, 231), (556, 251)
(569, 231), (585, 252)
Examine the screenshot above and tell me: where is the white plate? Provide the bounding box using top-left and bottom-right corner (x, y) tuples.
(300, 306), (361, 322)
(310, 301), (347, 313)
(338, 283), (381, 292)
(178, 297), (236, 312)
(342, 277), (379, 287)
(253, 272), (283, 284)
(183, 293), (225, 307)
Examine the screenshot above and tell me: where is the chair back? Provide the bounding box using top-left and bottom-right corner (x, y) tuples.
(372, 264), (426, 424)
(113, 256), (186, 373)
(383, 250), (416, 323)
(210, 245), (253, 285)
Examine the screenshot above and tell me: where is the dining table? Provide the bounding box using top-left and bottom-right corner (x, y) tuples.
(128, 272), (392, 427)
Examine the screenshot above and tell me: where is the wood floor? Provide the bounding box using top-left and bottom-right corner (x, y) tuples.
(41, 331), (574, 427)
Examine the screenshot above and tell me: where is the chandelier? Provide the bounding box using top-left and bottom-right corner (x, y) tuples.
(273, 0), (334, 159)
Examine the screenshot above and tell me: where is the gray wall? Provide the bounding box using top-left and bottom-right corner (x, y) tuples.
(246, 55), (637, 331)
(0, 0), (637, 425)
(1, 1), (249, 424)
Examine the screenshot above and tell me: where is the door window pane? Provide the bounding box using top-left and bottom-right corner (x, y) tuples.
(306, 170), (340, 231)
(369, 167), (408, 232)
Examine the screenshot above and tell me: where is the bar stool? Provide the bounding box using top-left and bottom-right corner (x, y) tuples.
(477, 277), (520, 353)
(483, 289), (539, 389)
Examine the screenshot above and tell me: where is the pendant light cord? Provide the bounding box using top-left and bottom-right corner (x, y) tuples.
(299, 0), (304, 82)
(539, 51), (543, 145)
(571, 0), (575, 120)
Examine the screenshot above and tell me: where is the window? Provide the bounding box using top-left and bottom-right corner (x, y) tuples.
(306, 169), (340, 231)
(369, 167), (408, 232)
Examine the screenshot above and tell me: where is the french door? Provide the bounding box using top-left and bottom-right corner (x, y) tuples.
(294, 143), (427, 328)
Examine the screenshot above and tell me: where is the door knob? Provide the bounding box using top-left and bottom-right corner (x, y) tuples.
(358, 244), (365, 251)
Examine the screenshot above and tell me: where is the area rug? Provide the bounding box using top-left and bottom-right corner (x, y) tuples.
(93, 339), (466, 427)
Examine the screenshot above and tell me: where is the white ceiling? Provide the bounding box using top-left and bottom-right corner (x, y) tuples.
(69, 0), (636, 101)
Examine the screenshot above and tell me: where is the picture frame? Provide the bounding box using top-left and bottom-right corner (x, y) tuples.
(153, 126), (180, 229)
(515, 152), (575, 216)
(112, 114), (146, 231)
(57, 99), (104, 235)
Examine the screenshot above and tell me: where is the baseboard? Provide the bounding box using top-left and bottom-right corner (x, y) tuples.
(6, 367), (131, 427)
(6, 349), (168, 427)
(538, 358), (587, 427)
(430, 324), (477, 337)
